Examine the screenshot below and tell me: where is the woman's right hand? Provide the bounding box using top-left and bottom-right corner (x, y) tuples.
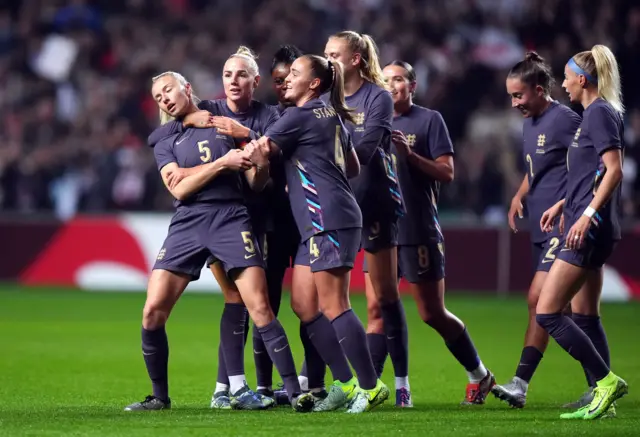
(507, 194), (524, 232)
(540, 200), (564, 233)
(183, 110), (214, 128)
(223, 149), (253, 171)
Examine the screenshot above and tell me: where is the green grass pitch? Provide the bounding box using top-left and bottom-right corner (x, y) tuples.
(0, 285), (638, 436)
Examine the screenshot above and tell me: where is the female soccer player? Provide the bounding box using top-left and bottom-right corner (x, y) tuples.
(381, 61), (494, 406)
(324, 31), (409, 406)
(269, 44), (330, 403)
(125, 71), (313, 413)
(148, 47), (283, 409)
(536, 45), (628, 420)
(492, 53), (607, 410)
(271, 45), (304, 114)
(266, 44), (321, 402)
(247, 54), (390, 413)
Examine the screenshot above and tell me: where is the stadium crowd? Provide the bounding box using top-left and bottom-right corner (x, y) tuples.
(0, 0), (638, 221)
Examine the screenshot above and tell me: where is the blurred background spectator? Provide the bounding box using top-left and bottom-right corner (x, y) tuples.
(0, 0), (638, 223)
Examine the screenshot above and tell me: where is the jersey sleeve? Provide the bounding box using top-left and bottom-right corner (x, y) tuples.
(198, 100), (223, 115)
(425, 111), (454, 159)
(264, 109), (301, 156)
(554, 109), (582, 150)
(147, 121), (182, 147)
(589, 105), (622, 155)
(153, 137), (177, 171)
(264, 106), (281, 131)
(354, 91), (393, 164)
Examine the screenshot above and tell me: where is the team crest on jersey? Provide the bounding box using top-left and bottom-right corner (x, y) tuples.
(406, 134), (416, 147)
(157, 248), (166, 260)
(536, 133), (546, 154)
(571, 128), (581, 148)
(354, 112), (365, 125)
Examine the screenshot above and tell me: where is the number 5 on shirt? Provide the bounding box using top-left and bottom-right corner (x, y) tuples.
(241, 231), (256, 255)
(198, 140), (211, 163)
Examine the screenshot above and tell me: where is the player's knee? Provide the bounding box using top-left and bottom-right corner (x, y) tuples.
(377, 283), (400, 305)
(419, 306), (446, 328)
(367, 299), (383, 324)
(142, 303), (169, 329)
(526, 293), (539, 316)
(247, 298), (273, 327)
(223, 288), (243, 304)
(292, 296), (319, 321)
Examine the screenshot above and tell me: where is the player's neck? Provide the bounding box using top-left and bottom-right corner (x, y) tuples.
(533, 98), (553, 117)
(296, 92), (315, 107)
(183, 102), (200, 117)
(393, 100), (412, 117)
(580, 89), (600, 110)
(226, 97), (251, 114)
(343, 74), (364, 97)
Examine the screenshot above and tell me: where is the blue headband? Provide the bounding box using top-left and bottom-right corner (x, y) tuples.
(568, 58), (598, 84)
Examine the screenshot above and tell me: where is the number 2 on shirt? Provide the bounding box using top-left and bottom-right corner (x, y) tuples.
(525, 153), (534, 178)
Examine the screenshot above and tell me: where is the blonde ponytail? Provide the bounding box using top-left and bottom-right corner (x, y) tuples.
(572, 45), (624, 114)
(331, 31), (385, 88)
(591, 45), (624, 114)
(359, 34), (385, 88)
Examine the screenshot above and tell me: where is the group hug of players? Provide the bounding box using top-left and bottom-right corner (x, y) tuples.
(123, 30), (628, 419)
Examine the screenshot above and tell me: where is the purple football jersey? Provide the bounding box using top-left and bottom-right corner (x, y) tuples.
(265, 99), (362, 242)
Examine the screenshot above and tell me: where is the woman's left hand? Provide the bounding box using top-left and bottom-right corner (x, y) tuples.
(565, 214), (591, 250)
(211, 116), (250, 138)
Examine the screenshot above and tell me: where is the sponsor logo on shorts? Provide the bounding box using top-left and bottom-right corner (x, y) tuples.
(244, 253), (256, 259)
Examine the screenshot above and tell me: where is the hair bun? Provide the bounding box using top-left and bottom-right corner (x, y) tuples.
(236, 46), (257, 60)
(524, 51), (545, 63)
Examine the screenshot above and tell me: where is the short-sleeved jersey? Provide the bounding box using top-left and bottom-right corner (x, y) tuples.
(565, 99), (624, 241)
(265, 99), (362, 241)
(342, 81), (404, 219)
(200, 100), (280, 230)
(148, 99), (280, 229)
(522, 101), (582, 242)
(152, 127), (242, 207)
(391, 105), (454, 245)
